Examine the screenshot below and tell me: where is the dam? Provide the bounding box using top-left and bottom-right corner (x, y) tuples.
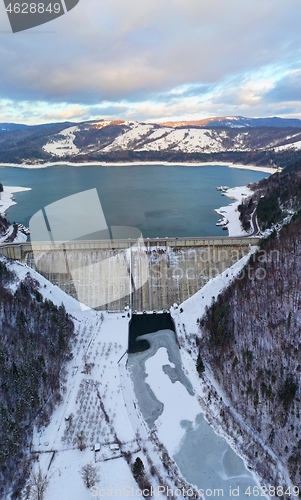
(0, 236), (259, 311)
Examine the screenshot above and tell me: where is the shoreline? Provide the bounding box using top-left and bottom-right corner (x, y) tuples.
(0, 185), (32, 217)
(215, 186), (255, 237)
(0, 180), (258, 242)
(0, 186), (31, 243)
(0, 160), (278, 174)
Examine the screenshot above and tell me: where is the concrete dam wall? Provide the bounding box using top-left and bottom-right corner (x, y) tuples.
(0, 237), (259, 311)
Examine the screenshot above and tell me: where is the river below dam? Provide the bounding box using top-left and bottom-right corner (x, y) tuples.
(128, 321), (265, 500)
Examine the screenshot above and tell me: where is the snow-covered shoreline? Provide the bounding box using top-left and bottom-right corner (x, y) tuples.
(215, 185), (255, 237)
(0, 160), (277, 173)
(227, 163), (278, 173)
(0, 185), (31, 216)
(0, 186), (31, 243)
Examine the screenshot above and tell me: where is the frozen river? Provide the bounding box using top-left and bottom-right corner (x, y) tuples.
(128, 327), (265, 500)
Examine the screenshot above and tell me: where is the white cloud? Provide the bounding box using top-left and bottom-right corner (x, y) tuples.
(1, 0), (301, 121)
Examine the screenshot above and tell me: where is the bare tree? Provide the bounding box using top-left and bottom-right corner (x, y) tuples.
(75, 430), (86, 451)
(81, 462), (100, 489)
(30, 467), (49, 500)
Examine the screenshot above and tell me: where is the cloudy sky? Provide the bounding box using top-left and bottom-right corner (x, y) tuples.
(1, 0), (301, 124)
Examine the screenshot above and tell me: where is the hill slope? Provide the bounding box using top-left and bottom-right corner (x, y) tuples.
(195, 166), (301, 488)
(0, 259), (75, 497)
(1, 117), (301, 166)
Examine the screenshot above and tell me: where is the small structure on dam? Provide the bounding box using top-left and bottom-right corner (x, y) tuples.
(0, 236), (259, 311)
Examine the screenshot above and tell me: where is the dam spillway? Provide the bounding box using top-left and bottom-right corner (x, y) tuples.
(0, 237), (259, 311)
(128, 311), (176, 353)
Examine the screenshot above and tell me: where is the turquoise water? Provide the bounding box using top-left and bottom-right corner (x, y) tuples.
(0, 164), (267, 237)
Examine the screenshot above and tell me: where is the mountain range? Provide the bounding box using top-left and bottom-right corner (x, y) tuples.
(1, 116), (301, 166)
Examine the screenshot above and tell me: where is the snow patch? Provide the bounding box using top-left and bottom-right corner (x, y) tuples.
(274, 139), (301, 151)
(43, 126), (80, 157)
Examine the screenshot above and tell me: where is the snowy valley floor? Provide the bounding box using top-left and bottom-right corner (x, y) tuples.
(5, 249), (289, 500)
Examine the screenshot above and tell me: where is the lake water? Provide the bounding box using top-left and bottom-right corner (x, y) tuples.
(0, 164), (267, 237)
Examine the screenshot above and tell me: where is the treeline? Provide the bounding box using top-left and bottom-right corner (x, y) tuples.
(0, 260), (74, 498)
(237, 197), (254, 231)
(197, 216), (301, 488)
(67, 147), (301, 168)
(256, 158), (301, 229)
(0, 214), (10, 235)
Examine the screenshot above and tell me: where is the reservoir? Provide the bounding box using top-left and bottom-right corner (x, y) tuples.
(0, 164), (267, 237)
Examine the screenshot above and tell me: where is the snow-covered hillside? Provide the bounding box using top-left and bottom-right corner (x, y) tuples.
(2, 116), (301, 165)
(40, 120), (301, 160)
(43, 126), (80, 157)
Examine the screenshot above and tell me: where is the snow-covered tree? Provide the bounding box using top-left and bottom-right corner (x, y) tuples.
(81, 462), (99, 489)
(30, 467), (49, 500)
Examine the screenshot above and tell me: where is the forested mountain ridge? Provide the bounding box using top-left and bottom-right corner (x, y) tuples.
(1, 118), (301, 166)
(197, 209), (301, 490)
(238, 157), (301, 232)
(0, 258), (74, 497)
